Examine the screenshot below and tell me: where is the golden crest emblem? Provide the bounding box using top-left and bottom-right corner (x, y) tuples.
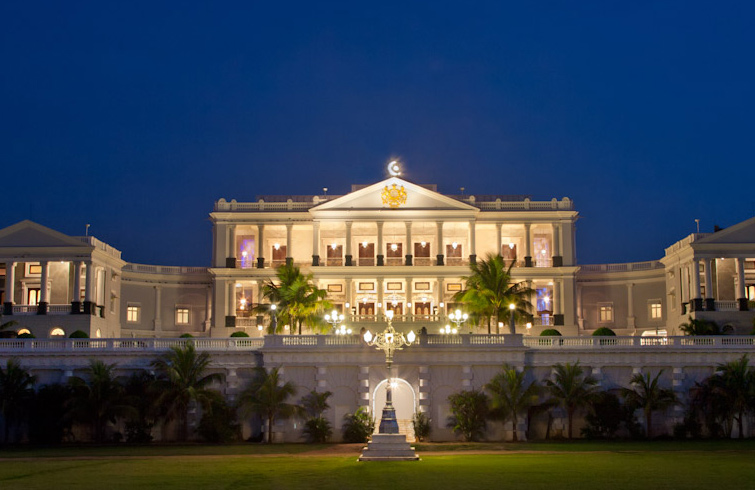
(381, 184), (407, 208)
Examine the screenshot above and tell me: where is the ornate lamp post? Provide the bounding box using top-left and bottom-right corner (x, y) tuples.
(448, 309), (468, 332)
(270, 304), (278, 333)
(363, 310), (416, 434)
(324, 309), (345, 333)
(509, 303), (516, 334)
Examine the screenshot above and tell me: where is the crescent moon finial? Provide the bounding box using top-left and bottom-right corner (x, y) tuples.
(387, 160), (401, 176)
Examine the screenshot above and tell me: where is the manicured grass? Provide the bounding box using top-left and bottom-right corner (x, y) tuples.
(1, 442), (754, 490)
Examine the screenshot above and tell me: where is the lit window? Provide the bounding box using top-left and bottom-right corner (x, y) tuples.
(649, 300), (662, 320)
(127, 305), (140, 323)
(50, 328), (65, 337)
(176, 307), (190, 325)
(598, 303), (613, 323)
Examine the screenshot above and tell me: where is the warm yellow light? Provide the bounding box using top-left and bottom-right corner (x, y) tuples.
(363, 330), (373, 342)
(509, 243), (515, 249)
(390, 243), (398, 252)
(509, 303), (516, 310)
(420, 241), (427, 247)
(452, 242), (458, 249)
(526, 322), (532, 329)
(345, 302), (350, 308)
(331, 243), (338, 250)
(407, 330), (416, 343)
(362, 241), (368, 248)
(257, 325), (263, 331)
(273, 243), (280, 250)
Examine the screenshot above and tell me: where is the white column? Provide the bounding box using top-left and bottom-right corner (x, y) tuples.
(437, 277), (445, 313)
(228, 225), (237, 260)
(406, 278), (413, 319)
(39, 261), (50, 311)
(691, 259), (701, 299)
(553, 223), (561, 257)
(204, 285), (212, 330)
(627, 282), (635, 328)
(736, 258), (747, 300)
(84, 261), (94, 303)
(377, 277), (384, 316)
(345, 221), (353, 263)
(286, 223), (294, 261)
(256, 224), (265, 266)
(4, 261), (15, 305)
(553, 280), (562, 315)
(376, 222), (384, 264)
(524, 223), (532, 264)
(153, 286), (162, 331)
(312, 221), (320, 264)
(468, 220), (476, 259)
(72, 262), (83, 303)
(436, 221), (444, 263)
(576, 284), (583, 328)
(228, 282), (236, 319)
(345, 278), (353, 318)
(703, 258), (713, 299)
(405, 221), (412, 263)
(496, 223), (502, 256)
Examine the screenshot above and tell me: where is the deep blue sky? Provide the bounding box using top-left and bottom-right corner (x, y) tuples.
(2, 2), (754, 266)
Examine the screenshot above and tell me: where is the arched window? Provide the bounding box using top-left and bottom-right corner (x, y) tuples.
(95, 329), (102, 338)
(17, 328), (31, 335)
(50, 327), (65, 337)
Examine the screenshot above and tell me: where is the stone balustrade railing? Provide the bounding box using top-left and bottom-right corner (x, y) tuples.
(714, 301), (740, 311)
(2, 335), (754, 354)
(123, 263), (208, 275)
(579, 261), (665, 273)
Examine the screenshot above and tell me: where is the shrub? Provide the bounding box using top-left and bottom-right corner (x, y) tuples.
(303, 417), (333, 443)
(412, 411), (431, 442)
(342, 407), (375, 443)
(230, 331), (250, 337)
(582, 391), (640, 439)
(540, 329), (562, 336)
(447, 390), (489, 441)
(17, 332), (35, 339)
(179, 333), (194, 338)
(592, 327), (616, 336)
(197, 398), (240, 443)
(69, 330), (89, 338)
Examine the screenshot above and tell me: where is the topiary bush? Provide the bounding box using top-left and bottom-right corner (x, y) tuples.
(69, 330), (89, 338)
(592, 327), (616, 336)
(540, 329), (562, 336)
(18, 332), (35, 339)
(230, 331), (250, 337)
(179, 333), (194, 338)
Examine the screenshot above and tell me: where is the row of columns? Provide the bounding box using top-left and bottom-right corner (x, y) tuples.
(688, 257), (749, 311)
(3, 260), (99, 316)
(224, 220), (566, 268)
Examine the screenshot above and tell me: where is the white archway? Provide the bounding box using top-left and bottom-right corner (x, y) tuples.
(371, 378), (417, 439)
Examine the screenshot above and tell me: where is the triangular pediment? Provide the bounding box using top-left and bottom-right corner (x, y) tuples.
(311, 177), (478, 214)
(0, 220), (91, 248)
(695, 217), (755, 245)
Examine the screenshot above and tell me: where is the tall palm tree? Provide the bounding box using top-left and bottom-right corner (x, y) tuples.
(544, 362), (599, 439)
(485, 364), (540, 442)
(254, 263), (332, 335)
(151, 343), (223, 441)
(621, 370), (677, 439)
(0, 359), (36, 443)
(68, 359), (133, 442)
(712, 355), (754, 439)
(238, 367), (302, 443)
(454, 254), (533, 334)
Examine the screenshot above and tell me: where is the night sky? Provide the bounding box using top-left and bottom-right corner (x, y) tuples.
(2, 2), (754, 266)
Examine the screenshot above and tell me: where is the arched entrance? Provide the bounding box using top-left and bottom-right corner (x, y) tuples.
(372, 378), (417, 441)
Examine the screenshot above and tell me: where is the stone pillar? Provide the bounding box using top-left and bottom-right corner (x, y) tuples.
(376, 222), (384, 266)
(3, 261), (15, 315)
(690, 259), (703, 311)
(358, 366), (371, 410)
(256, 224), (265, 268)
(736, 258), (748, 311)
(553, 279), (564, 326)
(226, 225), (237, 268)
(345, 221), (353, 266)
(576, 284), (583, 330)
(37, 261), (49, 314)
(71, 261), (83, 314)
(83, 261), (95, 315)
(405, 221), (413, 266)
(671, 367), (686, 426)
(468, 220), (477, 265)
(495, 223), (502, 257)
(153, 286), (162, 333)
(286, 223), (294, 265)
(312, 221), (320, 266)
(703, 258), (715, 311)
(406, 278), (413, 320)
(204, 286), (212, 331)
(436, 221), (444, 266)
(345, 278), (353, 319)
(524, 223), (533, 267)
(377, 277), (384, 317)
(437, 277), (445, 315)
(626, 282), (635, 329)
(552, 223), (562, 267)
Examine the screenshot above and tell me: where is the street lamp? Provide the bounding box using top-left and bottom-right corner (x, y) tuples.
(448, 309), (468, 332)
(324, 309), (345, 333)
(270, 304), (277, 333)
(508, 303), (516, 335)
(363, 310), (416, 434)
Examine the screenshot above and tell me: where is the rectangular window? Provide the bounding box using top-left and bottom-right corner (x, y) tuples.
(649, 300), (662, 320)
(446, 283), (462, 292)
(386, 243), (402, 266)
(26, 263), (42, 276)
(271, 244), (287, 266)
(358, 282), (374, 291)
(358, 243), (374, 266)
(237, 237), (255, 268)
(598, 303), (613, 323)
(127, 305), (140, 323)
(176, 307), (190, 325)
(28, 288), (41, 305)
(326, 244), (343, 266)
(327, 284), (343, 293)
(414, 281), (430, 291)
(387, 282), (402, 291)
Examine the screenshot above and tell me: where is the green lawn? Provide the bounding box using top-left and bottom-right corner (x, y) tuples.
(1, 442), (754, 490)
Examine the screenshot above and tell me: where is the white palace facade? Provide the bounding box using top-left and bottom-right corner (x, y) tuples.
(2, 173), (755, 441)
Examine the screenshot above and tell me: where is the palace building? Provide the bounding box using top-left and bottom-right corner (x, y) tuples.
(1, 173), (754, 340)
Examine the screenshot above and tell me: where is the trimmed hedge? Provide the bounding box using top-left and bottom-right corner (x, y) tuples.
(18, 332), (36, 339)
(592, 327), (616, 336)
(540, 328), (562, 336)
(69, 330), (89, 338)
(179, 333), (194, 338)
(230, 331), (250, 337)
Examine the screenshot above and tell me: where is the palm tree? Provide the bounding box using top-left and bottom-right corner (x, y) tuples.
(447, 389), (490, 441)
(0, 359), (36, 443)
(679, 316), (732, 336)
(151, 344), (223, 441)
(621, 370), (677, 439)
(254, 263), (332, 335)
(67, 360), (133, 442)
(544, 362), (599, 439)
(300, 389), (333, 443)
(238, 367), (301, 443)
(485, 365), (540, 441)
(454, 254), (533, 334)
(712, 355), (754, 438)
